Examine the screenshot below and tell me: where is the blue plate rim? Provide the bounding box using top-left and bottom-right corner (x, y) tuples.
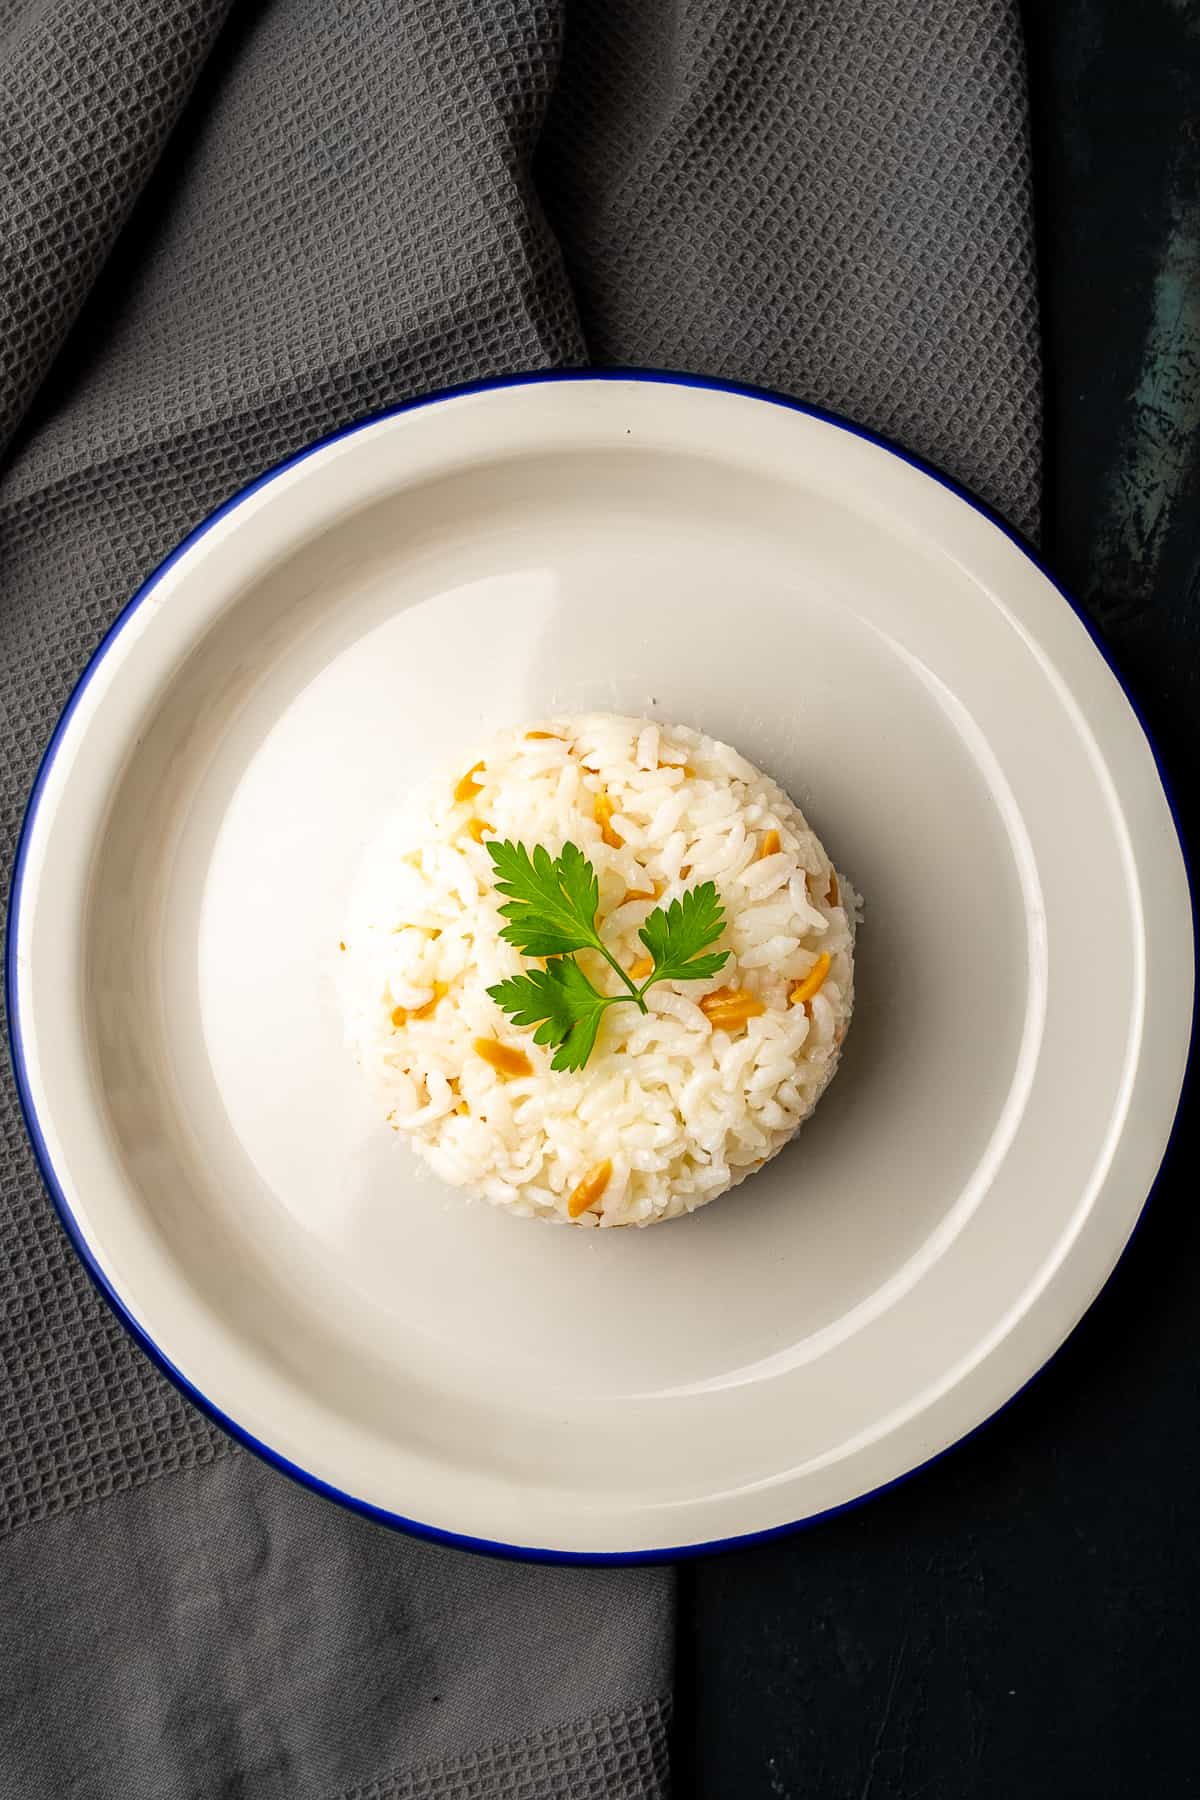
(5, 366), (1195, 1565)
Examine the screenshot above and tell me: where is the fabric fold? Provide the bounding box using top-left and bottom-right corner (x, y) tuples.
(0, 0), (236, 458)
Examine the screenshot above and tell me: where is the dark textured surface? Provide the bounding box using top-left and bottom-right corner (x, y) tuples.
(0, 0), (1044, 1792)
(679, 4), (1200, 1796)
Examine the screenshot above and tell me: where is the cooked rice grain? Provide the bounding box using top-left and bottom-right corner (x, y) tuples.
(340, 714), (857, 1227)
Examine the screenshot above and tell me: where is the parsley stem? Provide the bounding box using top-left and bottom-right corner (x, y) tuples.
(595, 940), (648, 1011)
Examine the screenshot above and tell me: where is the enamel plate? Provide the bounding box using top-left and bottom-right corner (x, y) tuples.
(8, 373), (1193, 1560)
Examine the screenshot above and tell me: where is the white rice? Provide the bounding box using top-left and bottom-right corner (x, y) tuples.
(340, 714), (857, 1227)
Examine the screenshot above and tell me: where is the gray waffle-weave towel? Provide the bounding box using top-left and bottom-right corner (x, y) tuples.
(0, 2), (1040, 1794)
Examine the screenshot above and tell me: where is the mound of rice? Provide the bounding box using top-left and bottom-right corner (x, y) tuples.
(340, 714), (856, 1227)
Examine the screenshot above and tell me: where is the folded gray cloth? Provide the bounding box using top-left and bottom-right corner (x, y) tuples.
(0, 1), (1040, 1794)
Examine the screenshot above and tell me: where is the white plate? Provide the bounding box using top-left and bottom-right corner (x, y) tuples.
(8, 373), (1193, 1560)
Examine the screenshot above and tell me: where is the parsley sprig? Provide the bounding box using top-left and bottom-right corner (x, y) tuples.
(485, 840), (729, 1072)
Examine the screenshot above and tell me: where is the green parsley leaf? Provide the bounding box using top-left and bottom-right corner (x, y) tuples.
(486, 842), (731, 1073)
(487, 959), (618, 1073)
(637, 882), (729, 989)
(487, 840), (603, 959)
